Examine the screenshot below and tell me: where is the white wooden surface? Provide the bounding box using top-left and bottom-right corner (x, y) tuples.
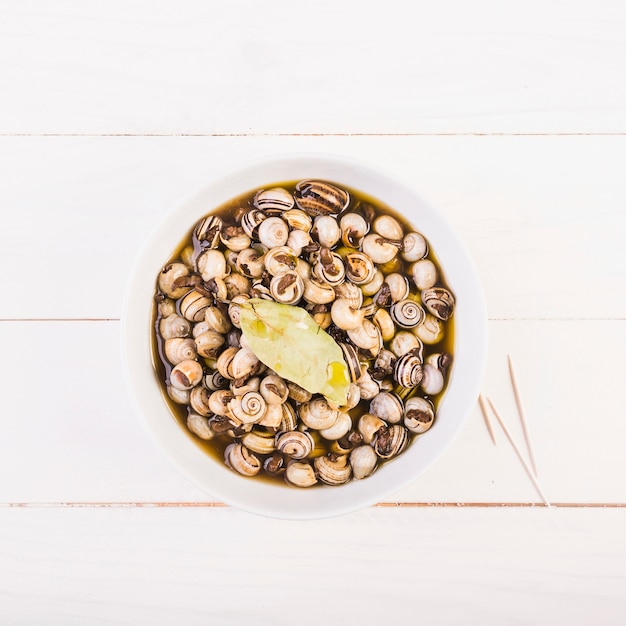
(2, 2), (626, 623)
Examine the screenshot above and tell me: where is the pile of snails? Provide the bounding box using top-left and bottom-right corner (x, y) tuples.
(153, 179), (455, 487)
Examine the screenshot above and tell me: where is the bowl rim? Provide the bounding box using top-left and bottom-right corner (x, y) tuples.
(121, 152), (488, 520)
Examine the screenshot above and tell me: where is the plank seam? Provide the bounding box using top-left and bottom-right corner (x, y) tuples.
(1, 133), (625, 138)
(2, 502), (625, 508)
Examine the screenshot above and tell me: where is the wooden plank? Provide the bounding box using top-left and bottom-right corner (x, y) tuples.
(0, 319), (624, 505)
(0, 135), (625, 319)
(1, 1), (626, 134)
(0, 506), (624, 624)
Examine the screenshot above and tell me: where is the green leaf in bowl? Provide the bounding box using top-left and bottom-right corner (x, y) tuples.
(239, 298), (350, 406)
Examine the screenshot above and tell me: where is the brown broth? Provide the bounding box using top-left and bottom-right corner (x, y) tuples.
(151, 180), (455, 484)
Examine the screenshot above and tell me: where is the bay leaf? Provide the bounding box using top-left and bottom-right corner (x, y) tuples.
(238, 298), (350, 406)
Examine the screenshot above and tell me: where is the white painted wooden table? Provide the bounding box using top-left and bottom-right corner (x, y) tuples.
(2, 2), (625, 623)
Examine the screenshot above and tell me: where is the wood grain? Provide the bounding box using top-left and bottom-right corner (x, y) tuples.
(2, 0), (626, 135)
(1, 507), (624, 625)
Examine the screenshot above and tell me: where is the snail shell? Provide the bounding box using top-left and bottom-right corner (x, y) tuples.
(229, 348), (260, 380)
(280, 401), (299, 431)
(242, 429), (277, 455)
(216, 346), (239, 379)
(224, 442), (262, 477)
(159, 314), (191, 340)
(187, 413), (214, 440)
(230, 375), (260, 397)
(420, 363), (445, 395)
(369, 392), (404, 425)
(314, 454), (352, 485)
(340, 212), (368, 248)
(283, 208), (313, 231)
(422, 287), (455, 321)
(254, 187), (295, 214)
(170, 359), (203, 391)
(270, 271), (304, 305)
(347, 320), (382, 356)
(258, 217), (289, 248)
(287, 381), (313, 404)
(164, 337), (197, 365)
(390, 299), (425, 329)
(313, 250), (345, 286)
(197, 249), (228, 282)
(373, 214), (403, 240)
(373, 425), (409, 459)
(299, 397), (339, 430)
(344, 383), (361, 410)
(236, 247), (265, 278)
(194, 215), (222, 248)
(312, 215), (341, 248)
(338, 343), (361, 383)
(361, 233), (399, 264)
(360, 269), (385, 297)
(344, 252), (376, 285)
(294, 180), (350, 216)
(241, 209), (267, 239)
(302, 277), (336, 305)
(158, 263), (191, 299)
(286, 229), (311, 256)
(384, 273), (410, 303)
(373, 308), (395, 342)
(373, 349), (397, 377)
(259, 375), (289, 405)
(167, 385), (190, 405)
(205, 306), (232, 335)
(189, 385), (212, 416)
(318, 411), (352, 441)
(220, 225), (251, 252)
(414, 313), (444, 344)
(194, 331), (225, 359)
(276, 430), (314, 460)
(333, 281), (363, 309)
(203, 370), (229, 391)
(263, 246), (298, 276)
(207, 389), (234, 417)
(224, 272), (251, 302)
(357, 413), (387, 444)
(285, 460), (318, 487)
(257, 403), (283, 428)
(404, 397), (435, 434)
(356, 366), (381, 400)
(349, 445), (378, 479)
(330, 298), (365, 331)
(402, 231), (428, 262)
(227, 391), (267, 424)
(393, 351), (424, 388)
(390, 331), (422, 358)
(411, 259), (438, 290)
(158, 298), (177, 317)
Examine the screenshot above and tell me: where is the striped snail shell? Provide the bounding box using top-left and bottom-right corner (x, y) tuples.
(276, 430), (314, 460)
(422, 287), (455, 321)
(253, 187), (295, 214)
(373, 425), (409, 459)
(224, 442), (261, 477)
(393, 350), (424, 388)
(314, 454), (352, 485)
(390, 299), (425, 329)
(294, 180), (350, 216)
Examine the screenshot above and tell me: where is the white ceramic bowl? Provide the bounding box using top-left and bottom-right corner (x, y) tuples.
(121, 153), (487, 519)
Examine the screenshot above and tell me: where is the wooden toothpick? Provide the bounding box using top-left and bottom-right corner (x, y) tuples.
(507, 354), (538, 476)
(478, 393), (497, 445)
(486, 396), (550, 507)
